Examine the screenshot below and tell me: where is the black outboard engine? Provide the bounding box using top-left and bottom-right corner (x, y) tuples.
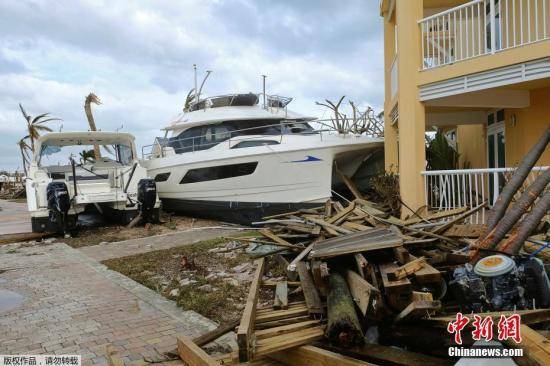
(137, 179), (157, 222)
(46, 181), (71, 233)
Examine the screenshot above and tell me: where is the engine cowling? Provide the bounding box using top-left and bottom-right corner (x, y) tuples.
(137, 179), (157, 219)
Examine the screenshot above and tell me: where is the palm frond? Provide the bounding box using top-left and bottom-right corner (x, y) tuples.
(34, 117), (61, 125)
(19, 103), (31, 122)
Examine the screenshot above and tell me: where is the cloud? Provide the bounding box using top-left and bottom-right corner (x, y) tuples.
(0, 0), (383, 171)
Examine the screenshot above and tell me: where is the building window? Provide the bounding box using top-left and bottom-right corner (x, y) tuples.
(154, 172), (171, 182)
(180, 162), (258, 184)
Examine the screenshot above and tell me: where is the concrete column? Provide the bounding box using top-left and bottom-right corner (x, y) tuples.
(383, 13), (399, 172)
(396, 0), (426, 216)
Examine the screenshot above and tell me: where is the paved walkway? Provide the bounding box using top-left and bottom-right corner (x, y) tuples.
(78, 227), (242, 261)
(0, 242), (235, 366)
(0, 199), (31, 235)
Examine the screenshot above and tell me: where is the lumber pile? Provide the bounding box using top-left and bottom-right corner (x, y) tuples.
(175, 134), (550, 366)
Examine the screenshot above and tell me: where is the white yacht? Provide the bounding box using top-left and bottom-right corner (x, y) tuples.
(141, 93), (383, 223)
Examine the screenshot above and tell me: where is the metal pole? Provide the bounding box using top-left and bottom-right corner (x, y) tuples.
(262, 75), (267, 109)
(193, 64), (198, 103)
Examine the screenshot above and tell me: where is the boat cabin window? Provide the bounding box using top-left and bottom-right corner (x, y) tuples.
(38, 142), (133, 168)
(231, 140), (280, 149)
(167, 119), (313, 153)
(180, 162), (258, 184)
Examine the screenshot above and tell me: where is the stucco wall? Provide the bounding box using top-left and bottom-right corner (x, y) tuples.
(457, 124), (487, 169)
(505, 87), (550, 167)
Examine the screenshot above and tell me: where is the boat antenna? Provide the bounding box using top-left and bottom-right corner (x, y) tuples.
(262, 75), (267, 109)
(193, 64), (198, 103)
(197, 70), (212, 101)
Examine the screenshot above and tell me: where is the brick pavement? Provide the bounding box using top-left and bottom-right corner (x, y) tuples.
(0, 241), (235, 366)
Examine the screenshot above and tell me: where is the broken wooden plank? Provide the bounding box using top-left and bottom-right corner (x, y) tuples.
(337, 169), (364, 200)
(322, 343), (452, 366)
(270, 345), (376, 366)
(403, 207), (468, 226)
(309, 228), (403, 259)
(258, 229), (303, 251)
(379, 262), (412, 311)
(254, 315), (311, 330)
(273, 281), (288, 310)
(393, 246), (411, 265)
(342, 221), (373, 232)
(193, 320), (239, 347)
(177, 335), (220, 366)
(394, 300), (441, 323)
(504, 325), (550, 366)
(326, 201), (356, 225)
(408, 254), (442, 284)
(304, 216), (353, 235)
(310, 260), (328, 297)
(388, 257), (427, 281)
(354, 253), (368, 279)
(346, 269), (381, 316)
(431, 201), (488, 234)
(443, 223), (484, 238)
(254, 326), (325, 359)
(237, 258), (265, 362)
(255, 319), (320, 340)
(296, 261), (324, 316)
(255, 307), (309, 324)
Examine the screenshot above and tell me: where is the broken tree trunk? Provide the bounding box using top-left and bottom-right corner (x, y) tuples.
(326, 272), (363, 347)
(484, 126), (549, 234)
(498, 190), (550, 255)
(478, 168), (550, 251)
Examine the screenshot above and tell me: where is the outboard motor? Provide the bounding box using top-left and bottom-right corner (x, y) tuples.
(46, 181), (71, 233)
(450, 254), (550, 312)
(137, 179), (157, 222)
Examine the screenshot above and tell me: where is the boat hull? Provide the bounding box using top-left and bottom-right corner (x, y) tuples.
(143, 135), (383, 224)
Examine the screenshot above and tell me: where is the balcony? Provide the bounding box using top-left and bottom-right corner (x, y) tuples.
(420, 0), (550, 70)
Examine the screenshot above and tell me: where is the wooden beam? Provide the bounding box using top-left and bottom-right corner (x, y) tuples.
(258, 229), (303, 250)
(255, 319), (320, 340)
(254, 327), (325, 359)
(504, 325), (550, 366)
(296, 261), (324, 316)
(388, 257), (427, 281)
(402, 207), (467, 225)
(193, 320), (239, 347)
(270, 345), (376, 366)
(255, 307), (309, 324)
(273, 281), (288, 310)
(337, 169), (364, 200)
(379, 262), (412, 311)
(408, 254), (442, 284)
(237, 258), (265, 362)
(304, 216), (353, 235)
(326, 201), (356, 224)
(394, 300), (441, 323)
(346, 270), (381, 316)
(177, 335), (220, 366)
(354, 253), (368, 279)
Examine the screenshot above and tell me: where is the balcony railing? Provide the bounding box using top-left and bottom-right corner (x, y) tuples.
(421, 166), (548, 223)
(420, 0), (550, 70)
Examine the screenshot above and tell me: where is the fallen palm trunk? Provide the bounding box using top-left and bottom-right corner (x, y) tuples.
(498, 190), (550, 255)
(326, 272), (363, 347)
(477, 168), (550, 251)
(484, 126), (549, 235)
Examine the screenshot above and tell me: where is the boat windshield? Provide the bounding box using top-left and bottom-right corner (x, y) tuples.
(38, 143), (133, 167)
(165, 119), (314, 154)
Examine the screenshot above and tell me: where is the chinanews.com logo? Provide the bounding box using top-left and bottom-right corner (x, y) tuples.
(446, 312), (524, 358)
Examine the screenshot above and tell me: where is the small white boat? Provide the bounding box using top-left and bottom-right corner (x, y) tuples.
(26, 131), (160, 233)
(141, 93), (383, 224)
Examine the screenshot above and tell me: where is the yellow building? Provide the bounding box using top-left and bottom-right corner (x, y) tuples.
(380, 0), (550, 218)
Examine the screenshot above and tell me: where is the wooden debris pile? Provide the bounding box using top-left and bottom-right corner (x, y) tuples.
(167, 191), (549, 365)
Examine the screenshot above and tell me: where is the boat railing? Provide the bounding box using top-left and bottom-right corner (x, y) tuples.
(141, 119), (382, 159)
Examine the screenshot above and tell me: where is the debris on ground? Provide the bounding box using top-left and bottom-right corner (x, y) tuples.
(164, 162), (549, 365)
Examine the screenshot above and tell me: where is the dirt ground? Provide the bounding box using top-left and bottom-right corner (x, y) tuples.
(103, 236), (284, 324)
(58, 212), (221, 248)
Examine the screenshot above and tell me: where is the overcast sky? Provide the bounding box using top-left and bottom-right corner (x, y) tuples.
(0, 0), (383, 171)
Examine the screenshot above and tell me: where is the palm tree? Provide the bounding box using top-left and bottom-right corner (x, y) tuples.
(17, 137), (31, 176)
(19, 103), (60, 152)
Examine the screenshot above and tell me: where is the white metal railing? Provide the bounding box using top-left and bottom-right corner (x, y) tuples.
(390, 56), (398, 98)
(421, 166), (548, 223)
(420, 0), (550, 70)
